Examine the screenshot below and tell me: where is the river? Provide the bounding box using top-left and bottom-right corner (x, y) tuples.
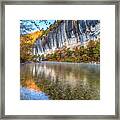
(20, 62), (100, 100)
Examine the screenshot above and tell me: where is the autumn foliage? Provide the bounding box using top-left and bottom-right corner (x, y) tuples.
(42, 39), (100, 63)
(20, 31), (43, 62)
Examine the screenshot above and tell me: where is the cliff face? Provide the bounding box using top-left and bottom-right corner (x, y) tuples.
(33, 20), (100, 55)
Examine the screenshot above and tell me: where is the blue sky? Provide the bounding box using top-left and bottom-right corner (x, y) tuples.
(20, 20), (55, 35)
(36, 20), (55, 30)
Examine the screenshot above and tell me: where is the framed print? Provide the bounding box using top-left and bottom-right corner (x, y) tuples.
(0, 0), (120, 119)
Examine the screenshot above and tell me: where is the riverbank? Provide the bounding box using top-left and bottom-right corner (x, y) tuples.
(21, 61), (100, 68)
(40, 61), (100, 65)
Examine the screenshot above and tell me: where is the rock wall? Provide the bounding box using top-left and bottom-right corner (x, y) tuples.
(33, 20), (100, 55)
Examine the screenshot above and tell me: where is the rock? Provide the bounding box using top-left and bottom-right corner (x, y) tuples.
(33, 20), (100, 56)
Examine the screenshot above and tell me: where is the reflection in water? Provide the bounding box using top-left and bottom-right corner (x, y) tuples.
(21, 79), (41, 91)
(20, 62), (100, 100)
(20, 87), (49, 100)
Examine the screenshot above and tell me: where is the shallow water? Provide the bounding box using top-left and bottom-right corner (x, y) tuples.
(20, 62), (100, 100)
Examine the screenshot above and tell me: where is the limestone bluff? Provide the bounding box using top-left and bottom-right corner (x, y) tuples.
(33, 20), (100, 56)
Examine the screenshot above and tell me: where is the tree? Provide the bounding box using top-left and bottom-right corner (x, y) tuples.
(20, 31), (43, 62)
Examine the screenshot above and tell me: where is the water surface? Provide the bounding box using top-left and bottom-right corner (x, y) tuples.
(20, 62), (100, 100)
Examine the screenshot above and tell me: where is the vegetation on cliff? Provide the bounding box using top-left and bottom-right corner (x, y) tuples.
(35, 39), (100, 63)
